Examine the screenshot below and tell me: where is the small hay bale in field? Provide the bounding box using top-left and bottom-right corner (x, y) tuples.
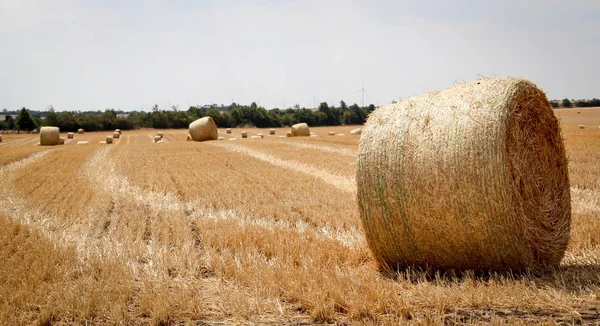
(579, 125), (585, 129)
(113, 131), (120, 139)
(241, 131), (248, 138)
(291, 123), (310, 137)
(77, 141), (89, 145)
(269, 129), (275, 135)
(157, 132), (163, 138)
(40, 126), (60, 146)
(256, 133), (264, 138)
(59, 137), (65, 145)
(286, 131), (292, 137)
(67, 132), (74, 139)
(350, 128), (362, 135)
(154, 136), (162, 143)
(226, 128), (232, 134)
(115, 129), (121, 134)
(250, 135), (261, 139)
(329, 131), (335, 136)
(77, 129), (84, 134)
(106, 136), (113, 144)
(189, 117), (218, 142)
(186, 134), (192, 141)
(31, 129), (38, 134)
(218, 137), (225, 140)
(357, 77), (571, 273)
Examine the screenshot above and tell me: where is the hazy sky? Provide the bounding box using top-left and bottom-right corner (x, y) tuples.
(1, 0), (598, 111)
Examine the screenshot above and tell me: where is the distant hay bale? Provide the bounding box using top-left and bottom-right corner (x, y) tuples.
(579, 125), (585, 129)
(189, 117), (218, 142)
(76, 141), (89, 145)
(115, 129), (121, 134)
(256, 133), (264, 138)
(250, 135), (262, 139)
(226, 128), (232, 134)
(291, 123), (310, 137)
(270, 129), (275, 135)
(357, 77), (571, 273)
(154, 136), (162, 143)
(59, 137), (65, 145)
(186, 134), (192, 141)
(218, 137), (225, 140)
(157, 132), (163, 138)
(77, 129), (84, 134)
(350, 128), (362, 135)
(40, 126), (60, 146)
(241, 131), (248, 138)
(31, 129), (38, 134)
(113, 131), (120, 139)
(106, 136), (113, 144)
(329, 131), (335, 136)
(286, 131), (292, 137)
(67, 132), (74, 139)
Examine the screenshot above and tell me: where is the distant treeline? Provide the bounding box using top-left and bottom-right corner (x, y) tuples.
(550, 98), (600, 108)
(0, 101), (376, 132)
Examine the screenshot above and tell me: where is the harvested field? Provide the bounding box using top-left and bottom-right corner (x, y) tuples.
(1, 113), (600, 324)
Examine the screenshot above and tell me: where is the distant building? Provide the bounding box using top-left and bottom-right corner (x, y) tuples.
(117, 113), (130, 119)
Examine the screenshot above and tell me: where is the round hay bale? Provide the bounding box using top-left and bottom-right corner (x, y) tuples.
(241, 131), (248, 138)
(329, 131), (335, 136)
(250, 135), (262, 139)
(186, 134), (192, 141)
(291, 123), (310, 137)
(77, 129), (84, 134)
(286, 131), (292, 137)
(67, 132), (74, 139)
(226, 128), (232, 134)
(115, 129), (121, 134)
(76, 141), (89, 145)
(113, 131), (120, 139)
(579, 125), (585, 129)
(59, 137), (65, 145)
(40, 126), (60, 146)
(154, 136), (162, 143)
(270, 129), (275, 135)
(189, 117), (218, 142)
(106, 136), (113, 144)
(357, 77), (571, 273)
(350, 128), (362, 135)
(217, 137), (225, 140)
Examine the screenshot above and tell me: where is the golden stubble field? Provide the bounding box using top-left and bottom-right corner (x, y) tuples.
(0, 109), (599, 325)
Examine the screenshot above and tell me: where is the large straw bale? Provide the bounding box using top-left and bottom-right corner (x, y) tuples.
(106, 136), (113, 144)
(291, 123), (310, 137)
(113, 131), (120, 139)
(189, 117), (218, 142)
(270, 129), (275, 135)
(357, 77), (571, 273)
(40, 127), (60, 146)
(67, 132), (74, 139)
(350, 128), (362, 135)
(77, 129), (84, 134)
(241, 131), (248, 138)
(226, 128), (232, 134)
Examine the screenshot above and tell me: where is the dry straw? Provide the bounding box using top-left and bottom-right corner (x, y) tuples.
(241, 131), (248, 138)
(77, 141), (89, 145)
(270, 129), (275, 135)
(67, 132), (74, 139)
(157, 132), (163, 138)
(106, 136), (113, 144)
(257, 133), (264, 138)
(77, 129), (84, 134)
(113, 131), (120, 139)
(350, 128), (362, 135)
(40, 127), (60, 146)
(357, 77), (571, 273)
(154, 136), (162, 143)
(336, 134), (345, 136)
(218, 136), (225, 140)
(250, 135), (261, 139)
(31, 129), (38, 134)
(186, 134), (192, 141)
(329, 131), (335, 136)
(189, 117), (218, 142)
(286, 131), (292, 137)
(291, 123), (310, 136)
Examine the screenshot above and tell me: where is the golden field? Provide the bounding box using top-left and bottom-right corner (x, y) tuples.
(1, 109), (600, 325)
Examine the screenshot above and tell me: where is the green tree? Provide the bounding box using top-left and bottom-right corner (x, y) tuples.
(5, 115), (16, 130)
(43, 107), (59, 126)
(562, 98), (572, 108)
(16, 107), (37, 131)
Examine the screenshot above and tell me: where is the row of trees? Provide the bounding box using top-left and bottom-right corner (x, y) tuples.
(550, 98), (600, 108)
(0, 101), (375, 132)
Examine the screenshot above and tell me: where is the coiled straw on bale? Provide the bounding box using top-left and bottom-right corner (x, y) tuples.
(270, 129), (275, 135)
(357, 77), (571, 273)
(291, 123), (310, 137)
(40, 127), (60, 146)
(241, 131), (248, 138)
(78, 129), (84, 134)
(189, 117), (218, 142)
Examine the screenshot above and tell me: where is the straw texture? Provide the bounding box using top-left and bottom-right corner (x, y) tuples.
(189, 117), (218, 142)
(357, 77), (571, 273)
(40, 127), (60, 146)
(291, 123), (310, 137)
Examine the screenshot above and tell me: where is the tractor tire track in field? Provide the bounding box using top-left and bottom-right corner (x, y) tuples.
(211, 142), (357, 194)
(89, 146), (363, 248)
(285, 141), (357, 157)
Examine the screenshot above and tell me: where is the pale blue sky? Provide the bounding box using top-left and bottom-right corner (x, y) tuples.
(1, 0), (598, 111)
